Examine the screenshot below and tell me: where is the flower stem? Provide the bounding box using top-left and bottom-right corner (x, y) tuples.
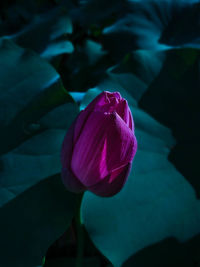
(75, 192), (84, 267)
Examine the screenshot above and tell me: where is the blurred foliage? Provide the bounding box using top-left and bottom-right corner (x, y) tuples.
(0, 0), (200, 266)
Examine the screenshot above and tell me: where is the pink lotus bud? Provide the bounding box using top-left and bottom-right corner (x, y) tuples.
(61, 91), (137, 197)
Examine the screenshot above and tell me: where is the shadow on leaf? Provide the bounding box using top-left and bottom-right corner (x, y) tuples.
(139, 49), (200, 197)
(0, 174), (76, 267)
(123, 235), (200, 267)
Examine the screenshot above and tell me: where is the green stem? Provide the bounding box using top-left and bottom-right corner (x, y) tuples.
(75, 193), (84, 267)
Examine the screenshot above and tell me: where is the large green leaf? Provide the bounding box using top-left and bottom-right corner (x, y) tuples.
(0, 40), (78, 267)
(106, 48), (200, 196)
(0, 38), (60, 128)
(138, 49), (200, 197)
(123, 234), (200, 267)
(0, 174), (77, 267)
(106, 50), (165, 102)
(101, 0), (200, 59)
(70, 0), (128, 28)
(0, 39), (74, 154)
(81, 89), (200, 267)
(59, 39), (110, 92)
(3, 8), (73, 60)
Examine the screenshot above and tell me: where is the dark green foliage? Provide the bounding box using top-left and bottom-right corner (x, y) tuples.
(81, 88), (200, 267)
(0, 39), (78, 266)
(0, 0), (200, 266)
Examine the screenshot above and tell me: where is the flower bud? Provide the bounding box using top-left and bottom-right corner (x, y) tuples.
(61, 91), (137, 197)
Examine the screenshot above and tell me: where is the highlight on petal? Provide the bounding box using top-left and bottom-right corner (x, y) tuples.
(115, 99), (134, 130)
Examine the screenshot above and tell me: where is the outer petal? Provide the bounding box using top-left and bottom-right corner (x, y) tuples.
(73, 91), (109, 143)
(115, 99), (134, 130)
(88, 163), (132, 197)
(61, 167), (85, 193)
(74, 91), (122, 143)
(61, 121), (86, 192)
(71, 111), (137, 187)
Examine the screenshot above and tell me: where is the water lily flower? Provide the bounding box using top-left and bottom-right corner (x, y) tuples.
(61, 91), (137, 197)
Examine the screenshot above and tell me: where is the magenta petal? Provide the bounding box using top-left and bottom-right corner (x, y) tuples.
(71, 111), (136, 187)
(61, 91), (137, 196)
(74, 91), (123, 142)
(115, 100), (134, 130)
(73, 110), (91, 143)
(94, 91), (122, 113)
(71, 111), (110, 187)
(90, 91), (121, 112)
(73, 91), (109, 142)
(88, 163), (131, 197)
(61, 120), (86, 192)
(61, 167), (85, 193)
(104, 112), (137, 170)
